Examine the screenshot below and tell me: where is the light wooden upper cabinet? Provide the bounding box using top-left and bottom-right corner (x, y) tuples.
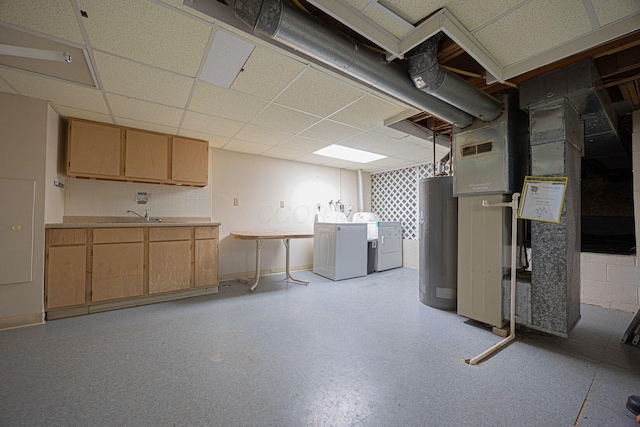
(125, 130), (169, 181)
(172, 137), (208, 185)
(67, 119), (122, 178)
(66, 118), (208, 187)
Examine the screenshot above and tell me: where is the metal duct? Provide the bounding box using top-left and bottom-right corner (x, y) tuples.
(222, 0), (474, 128)
(520, 59), (628, 172)
(409, 33), (503, 122)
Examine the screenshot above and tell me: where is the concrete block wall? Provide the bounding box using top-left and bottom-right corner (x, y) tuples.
(582, 111), (640, 314)
(581, 253), (640, 313)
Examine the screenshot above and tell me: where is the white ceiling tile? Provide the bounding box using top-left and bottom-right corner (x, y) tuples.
(234, 124), (292, 146)
(367, 156), (415, 169)
(224, 139), (271, 155)
(0, 67), (108, 113)
(93, 51), (193, 108)
(262, 146), (305, 161)
(155, 0), (217, 24)
(392, 145), (438, 161)
(178, 129), (229, 148)
(55, 106), (112, 123)
(181, 111), (244, 137)
(275, 68), (364, 117)
(370, 124), (411, 139)
(78, 0), (211, 76)
(251, 104), (321, 134)
(363, 5), (412, 39)
(0, 0), (84, 44)
(403, 134), (437, 148)
(106, 93), (183, 127)
(340, 131), (399, 153)
(189, 81), (268, 122)
(474, 0), (592, 66)
(277, 136), (328, 153)
(343, 0), (369, 11)
(435, 144), (451, 160)
(372, 138), (421, 156)
(231, 47), (306, 100)
(447, 0), (523, 32)
(114, 117), (178, 135)
(299, 120), (362, 143)
(591, 0), (640, 26)
(200, 29), (255, 88)
(0, 77), (17, 94)
(319, 158), (363, 169)
(329, 95), (406, 129)
(296, 153), (333, 165)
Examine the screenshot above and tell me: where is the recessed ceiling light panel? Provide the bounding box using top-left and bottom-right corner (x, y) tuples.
(314, 144), (386, 163)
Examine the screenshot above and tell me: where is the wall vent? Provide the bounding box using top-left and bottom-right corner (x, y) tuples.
(461, 141), (493, 157)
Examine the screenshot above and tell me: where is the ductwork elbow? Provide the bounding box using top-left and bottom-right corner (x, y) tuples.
(223, 0), (475, 128)
(409, 33), (503, 122)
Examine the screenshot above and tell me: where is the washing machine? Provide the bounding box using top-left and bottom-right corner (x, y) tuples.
(313, 219), (367, 281)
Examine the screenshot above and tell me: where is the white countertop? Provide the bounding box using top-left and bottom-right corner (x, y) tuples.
(46, 222), (220, 229)
(46, 216), (220, 228)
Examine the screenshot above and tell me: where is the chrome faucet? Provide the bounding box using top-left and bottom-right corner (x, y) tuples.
(126, 209), (161, 222)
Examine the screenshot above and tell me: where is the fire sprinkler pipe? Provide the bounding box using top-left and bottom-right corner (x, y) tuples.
(466, 192), (520, 365)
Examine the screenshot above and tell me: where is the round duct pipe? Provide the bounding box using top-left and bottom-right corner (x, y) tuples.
(409, 33), (503, 122)
(224, 0), (475, 128)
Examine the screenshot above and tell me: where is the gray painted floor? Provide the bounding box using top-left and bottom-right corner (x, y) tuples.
(1, 268), (639, 426)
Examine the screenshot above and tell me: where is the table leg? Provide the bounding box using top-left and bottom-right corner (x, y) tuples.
(283, 238), (309, 285)
(249, 239), (264, 292)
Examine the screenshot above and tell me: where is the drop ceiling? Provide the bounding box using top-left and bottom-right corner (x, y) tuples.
(0, 0), (638, 173)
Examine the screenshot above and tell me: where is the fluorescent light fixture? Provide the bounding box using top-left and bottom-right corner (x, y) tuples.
(0, 44), (71, 63)
(314, 144), (386, 163)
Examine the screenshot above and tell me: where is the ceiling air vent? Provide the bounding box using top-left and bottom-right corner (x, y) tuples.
(461, 140), (494, 157)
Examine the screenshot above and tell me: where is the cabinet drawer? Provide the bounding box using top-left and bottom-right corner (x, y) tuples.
(93, 228), (144, 244)
(195, 226), (218, 240)
(149, 227), (191, 241)
(48, 229), (87, 246)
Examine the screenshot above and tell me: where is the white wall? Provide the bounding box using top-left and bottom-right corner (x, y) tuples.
(63, 151), (213, 219)
(57, 144), (368, 279)
(0, 92), (49, 329)
(44, 104), (65, 224)
(211, 149), (365, 278)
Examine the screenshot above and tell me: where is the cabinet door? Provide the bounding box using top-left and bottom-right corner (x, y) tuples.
(172, 137), (208, 185)
(92, 242), (144, 302)
(149, 241), (191, 294)
(125, 130), (169, 180)
(46, 246), (86, 309)
(195, 239), (218, 287)
(68, 120), (122, 177)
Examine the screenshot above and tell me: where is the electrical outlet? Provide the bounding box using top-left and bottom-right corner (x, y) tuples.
(280, 200), (285, 208)
(234, 198), (239, 206)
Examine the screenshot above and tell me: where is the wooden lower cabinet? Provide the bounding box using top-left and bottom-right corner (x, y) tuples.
(92, 242), (144, 302)
(195, 239), (218, 287)
(149, 241), (192, 294)
(45, 225), (219, 319)
(46, 245), (87, 309)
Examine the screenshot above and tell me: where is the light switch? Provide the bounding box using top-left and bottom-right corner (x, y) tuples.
(280, 201), (285, 208)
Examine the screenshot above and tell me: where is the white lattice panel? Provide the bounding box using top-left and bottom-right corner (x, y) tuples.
(372, 163), (441, 240)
